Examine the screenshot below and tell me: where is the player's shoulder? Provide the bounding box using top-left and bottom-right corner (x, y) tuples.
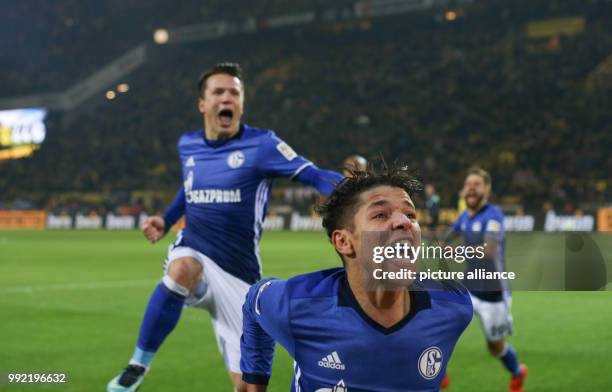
(179, 130), (203, 141)
(177, 130), (204, 146)
(417, 279), (472, 306)
(484, 203), (504, 220)
(457, 209), (469, 221)
(241, 123), (276, 140)
(482, 204), (505, 233)
(286, 267), (344, 299)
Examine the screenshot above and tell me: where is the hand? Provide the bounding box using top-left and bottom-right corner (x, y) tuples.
(142, 216), (166, 243)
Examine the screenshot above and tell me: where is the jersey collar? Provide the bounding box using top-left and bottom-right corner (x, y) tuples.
(468, 202), (490, 219)
(337, 275), (432, 335)
(202, 123), (244, 148)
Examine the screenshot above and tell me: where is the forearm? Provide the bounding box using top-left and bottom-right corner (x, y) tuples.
(240, 280), (278, 386)
(294, 165), (344, 196)
(162, 186), (186, 232)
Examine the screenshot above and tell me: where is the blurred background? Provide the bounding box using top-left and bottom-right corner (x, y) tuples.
(0, 0), (611, 230)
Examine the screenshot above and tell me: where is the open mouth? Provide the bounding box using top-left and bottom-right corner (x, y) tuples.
(386, 235), (415, 248)
(218, 109), (234, 127)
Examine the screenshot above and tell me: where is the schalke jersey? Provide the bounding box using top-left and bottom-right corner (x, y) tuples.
(241, 268), (473, 391)
(172, 124), (315, 284)
(451, 203), (508, 301)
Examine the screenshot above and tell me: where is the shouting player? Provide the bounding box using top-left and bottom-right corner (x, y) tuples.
(240, 163), (473, 391)
(442, 167), (527, 391)
(107, 63), (343, 392)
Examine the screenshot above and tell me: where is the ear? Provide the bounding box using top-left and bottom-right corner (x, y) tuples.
(331, 229), (355, 259)
(198, 97), (205, 114)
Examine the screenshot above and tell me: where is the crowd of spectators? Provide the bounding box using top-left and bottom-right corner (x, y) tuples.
(1, 0), (353, 98)
(1, 0), (610, 214)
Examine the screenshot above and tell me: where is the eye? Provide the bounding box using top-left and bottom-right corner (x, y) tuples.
(373, 212), (386, 220)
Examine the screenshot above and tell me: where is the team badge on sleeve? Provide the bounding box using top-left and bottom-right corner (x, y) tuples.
(486, 220), (501, 232)
(276, 142), (297, 161)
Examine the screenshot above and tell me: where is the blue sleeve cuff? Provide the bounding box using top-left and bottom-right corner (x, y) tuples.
(294, 165), (344, 196)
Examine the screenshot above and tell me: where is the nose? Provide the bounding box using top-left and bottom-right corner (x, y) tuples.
(391, 211), (412, 231)
(221, 91), (234, 102)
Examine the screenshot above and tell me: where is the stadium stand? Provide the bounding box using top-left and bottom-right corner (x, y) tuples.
(1, 0), (610, 216)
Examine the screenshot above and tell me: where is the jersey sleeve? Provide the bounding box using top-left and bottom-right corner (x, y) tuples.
(162, 186), (186, 232)
(256, 132), (314, 179)
(484, 210), (505, 242)
(294, 165), (344, 196)
(240, 278), (294, 385)
(450, 213), (462, 233)
(427, 280), (474, 329)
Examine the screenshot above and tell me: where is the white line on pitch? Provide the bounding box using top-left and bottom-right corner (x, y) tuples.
(0, 280), (157, 294)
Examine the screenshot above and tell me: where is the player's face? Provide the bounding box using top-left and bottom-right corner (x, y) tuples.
(333, 185), (421, 261)
(425, 184), (434, 197)
(463, 174), (489, 210)
(199, 73), (244, 139)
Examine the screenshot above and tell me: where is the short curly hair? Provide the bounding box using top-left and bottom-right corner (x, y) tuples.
(317, 160), (422, 239)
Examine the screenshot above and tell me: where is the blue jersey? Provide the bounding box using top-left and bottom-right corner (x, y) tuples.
(164, 124), (342, 284)
(241, 268), (473, 391)
(451, 203), (507, 301)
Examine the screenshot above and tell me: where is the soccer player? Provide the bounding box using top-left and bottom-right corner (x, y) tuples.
(442, 167), (527, 391)
(240, 164), (473, 391)
(107, 63), (343, 392)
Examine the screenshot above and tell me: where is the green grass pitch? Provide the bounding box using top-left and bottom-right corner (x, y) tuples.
(0, 230), (611, 391)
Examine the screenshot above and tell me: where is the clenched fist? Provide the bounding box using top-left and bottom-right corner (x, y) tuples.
(142, 216), (166, 243)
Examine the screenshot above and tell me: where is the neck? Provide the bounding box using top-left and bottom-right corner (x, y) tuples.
(204, 126), (239, 141)
(346, 266), (411, 328)
(468, 199), (487, 217)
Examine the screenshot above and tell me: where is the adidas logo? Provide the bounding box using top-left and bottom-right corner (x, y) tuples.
(185, 156), (195, 167)
(318, 351), (346, 370)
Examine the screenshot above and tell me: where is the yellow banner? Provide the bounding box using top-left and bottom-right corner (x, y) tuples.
(0, 210), (47, 229)
(598, 208), (612, 232)
(526, 17), (585, 38)
(0, 144), (38, 160)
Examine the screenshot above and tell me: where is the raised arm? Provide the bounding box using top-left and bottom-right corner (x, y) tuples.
(255, 132), (343, 196)
(293, 165), (344, 196)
